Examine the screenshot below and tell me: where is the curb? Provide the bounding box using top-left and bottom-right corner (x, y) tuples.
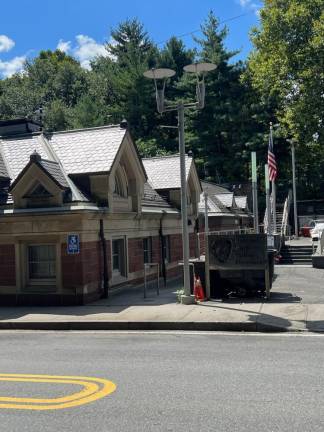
(0, 320), (308, 332)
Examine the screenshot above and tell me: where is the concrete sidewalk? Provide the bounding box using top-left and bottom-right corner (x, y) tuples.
(0, 276), (324, 332)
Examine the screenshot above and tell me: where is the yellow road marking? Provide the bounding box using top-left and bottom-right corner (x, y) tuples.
(0, 373), (116, 410)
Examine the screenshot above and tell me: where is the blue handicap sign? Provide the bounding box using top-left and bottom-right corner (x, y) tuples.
(67, 234), (80, 254)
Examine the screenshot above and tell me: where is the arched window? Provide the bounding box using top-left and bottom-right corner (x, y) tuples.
(114, 166), (128, 198)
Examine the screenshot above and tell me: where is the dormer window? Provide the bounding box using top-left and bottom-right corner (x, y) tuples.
(24, 183), (53, 198)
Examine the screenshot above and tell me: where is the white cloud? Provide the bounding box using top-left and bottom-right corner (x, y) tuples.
(73, 34), (107, 69)
(0, 56), (26, 78)
(56, 39), (71, 53)
(0, 35), (15, 53)
(238, 0), (262, 16)
(55, 34), (108, 70)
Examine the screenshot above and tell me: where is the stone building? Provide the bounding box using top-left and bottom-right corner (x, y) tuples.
(0, 119), (200, 305)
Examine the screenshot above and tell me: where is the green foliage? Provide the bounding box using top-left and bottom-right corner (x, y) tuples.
(247, 0), (324, 197)
(0, 9), (322, 200)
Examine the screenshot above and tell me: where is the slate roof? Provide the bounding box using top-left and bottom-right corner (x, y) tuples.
(215, 193), (234, 208)
(38, 159), (69, 189)
(0, 125), (130, 205)
(0, 134), (50, 180)
(201, 181), (230, 195)
(142, 182), (171, 208)
(142, 155), (192, 190)
(0, 152), (9, 178)
(48, 126), (127, 175)
(198, 193), (231, 215)
(234, 196), (248, 210)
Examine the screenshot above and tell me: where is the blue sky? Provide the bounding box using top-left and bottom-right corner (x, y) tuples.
(0, 0), (262, 78)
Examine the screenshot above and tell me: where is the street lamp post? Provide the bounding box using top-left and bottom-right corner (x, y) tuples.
(144, 63), (216, 304)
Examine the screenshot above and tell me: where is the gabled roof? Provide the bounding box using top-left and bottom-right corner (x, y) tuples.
(215, 192), (235, 208)
(198, 192), (231, 215)
(142, 155), (193, 190)
(142, 182), (172, 209)
(48, 125), (127, 175)
(0, 124), (133, 205)
(9, 153), (69, 192)
(201, 181), (230, 195)
(0, 134), (50, 180)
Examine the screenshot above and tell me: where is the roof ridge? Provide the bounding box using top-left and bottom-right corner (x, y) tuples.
(38, 134), (87, 202)
(39, 158), (59, 165)
(46, 124), (123, 136)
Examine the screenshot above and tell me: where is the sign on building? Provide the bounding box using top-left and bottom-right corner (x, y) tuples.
(67, 234), (80, 254)
(208, 234), (268, 270)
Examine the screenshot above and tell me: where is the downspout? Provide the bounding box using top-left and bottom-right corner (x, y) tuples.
(159, 211), (167, 287)
(99, 219), (109, 298)
(194, 217), (200, 258)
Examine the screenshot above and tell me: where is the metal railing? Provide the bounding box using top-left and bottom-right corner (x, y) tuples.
(143, 263), (159, 298)
(280, 190), (292, 237)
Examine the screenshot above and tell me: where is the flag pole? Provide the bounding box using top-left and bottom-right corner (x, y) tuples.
(265, 164), (271, 234)
(251, 152), (259, 233)
(270, 122), (277, 234)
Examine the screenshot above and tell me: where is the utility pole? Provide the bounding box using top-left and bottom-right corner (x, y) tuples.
(204, 191), (210, 299)
(178, 102), (191, 301)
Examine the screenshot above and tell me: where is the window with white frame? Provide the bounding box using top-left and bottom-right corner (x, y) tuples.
(28, 245), (56, 281)
(143, 237), (152, 264)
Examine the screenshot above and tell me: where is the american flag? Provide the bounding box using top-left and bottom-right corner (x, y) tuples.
(268, 125), (277, 181)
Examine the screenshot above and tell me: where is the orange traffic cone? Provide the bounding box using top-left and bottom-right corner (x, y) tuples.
(194, 276), (206, 301)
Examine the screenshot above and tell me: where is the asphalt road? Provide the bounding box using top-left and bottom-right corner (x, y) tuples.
(1, 331), (324, 431)
(271, 266), (324, 303)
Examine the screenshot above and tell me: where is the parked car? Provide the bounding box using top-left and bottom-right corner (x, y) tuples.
(310, 220), (324, 241)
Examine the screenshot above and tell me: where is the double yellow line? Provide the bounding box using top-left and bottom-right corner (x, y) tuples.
(0, 373), (116, 410)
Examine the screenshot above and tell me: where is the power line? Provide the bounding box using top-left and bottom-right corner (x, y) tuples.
(156, 12), (253, 46)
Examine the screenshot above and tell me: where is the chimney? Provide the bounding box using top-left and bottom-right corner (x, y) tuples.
(120, 118), (128, 129)
(0, 118), (42, 137)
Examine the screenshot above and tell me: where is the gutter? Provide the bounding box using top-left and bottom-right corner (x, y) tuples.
(159, 211), (167, 287)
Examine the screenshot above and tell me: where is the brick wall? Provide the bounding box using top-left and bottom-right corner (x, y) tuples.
(169, 233), (196, 262)
(61, 241), (103, 288)
(189, 232), (197, 258)
(0, 244), (16, 286)
(152, 236), (161, 264)
(128, 238), (144, 273)
(170, 234), (183, 262)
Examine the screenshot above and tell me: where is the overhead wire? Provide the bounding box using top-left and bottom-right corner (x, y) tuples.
(155, 12), (253, 46)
